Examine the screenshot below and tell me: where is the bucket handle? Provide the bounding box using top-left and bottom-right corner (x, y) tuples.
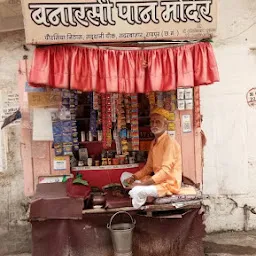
(107, 211), (136, 229)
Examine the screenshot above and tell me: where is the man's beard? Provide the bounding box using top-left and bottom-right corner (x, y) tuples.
(151, 127), (165, 135)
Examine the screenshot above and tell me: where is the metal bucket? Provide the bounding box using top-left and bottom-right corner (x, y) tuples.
(107, 211), (136, 256)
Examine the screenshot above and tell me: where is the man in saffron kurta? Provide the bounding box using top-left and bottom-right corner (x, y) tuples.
(123, 107), (182, 208)
(134, 130), (182, 197)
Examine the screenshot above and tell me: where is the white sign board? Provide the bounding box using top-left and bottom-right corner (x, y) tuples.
(182, 114), (192, 133)
(21, 0), (218, 44)
(54, 157), (67, 170)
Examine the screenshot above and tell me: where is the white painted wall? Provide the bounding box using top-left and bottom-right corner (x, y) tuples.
(202, 0), (256, 232)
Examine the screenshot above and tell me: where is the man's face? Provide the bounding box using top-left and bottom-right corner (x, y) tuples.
(150, 114), (167, 135)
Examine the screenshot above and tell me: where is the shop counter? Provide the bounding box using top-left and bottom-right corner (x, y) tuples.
(30, 183), (205, 256)
(71, 163), (144, 188)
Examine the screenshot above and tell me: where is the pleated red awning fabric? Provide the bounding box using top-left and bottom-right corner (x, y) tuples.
(28, 42), (219, 93)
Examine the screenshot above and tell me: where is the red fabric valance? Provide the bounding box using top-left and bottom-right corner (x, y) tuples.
(28, 42), (219, 93)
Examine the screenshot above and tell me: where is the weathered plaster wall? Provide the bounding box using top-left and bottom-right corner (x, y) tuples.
(0, 31), (32, 255)
(202, 0), (256, 232)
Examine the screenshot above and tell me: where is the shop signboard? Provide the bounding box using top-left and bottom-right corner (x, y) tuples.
(21, 0), (218, 44)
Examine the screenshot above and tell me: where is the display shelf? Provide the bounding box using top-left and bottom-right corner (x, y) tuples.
(79, 141), (104, 144)
(72, 163), (140, 171)
(79, 138), (153, 144)
(82, 200), (202, 214)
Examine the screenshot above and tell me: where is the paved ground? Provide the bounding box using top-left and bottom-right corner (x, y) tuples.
(204, 230), (256, 256)
(4, 254), (31, 256)
(5, 231), (256, 256)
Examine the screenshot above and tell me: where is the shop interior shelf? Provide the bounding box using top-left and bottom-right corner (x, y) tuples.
(79, 138), (153, 145)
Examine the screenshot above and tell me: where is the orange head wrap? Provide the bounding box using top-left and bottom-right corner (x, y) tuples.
(150, 107), (175, 121)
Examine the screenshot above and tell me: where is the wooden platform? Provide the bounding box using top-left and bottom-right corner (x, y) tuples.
(82, 199), (202, 215)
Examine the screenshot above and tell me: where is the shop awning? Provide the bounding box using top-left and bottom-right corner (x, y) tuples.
(28, 42), (219, 93)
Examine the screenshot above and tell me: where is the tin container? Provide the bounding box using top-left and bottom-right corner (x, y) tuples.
(119, 155), (125, 165)
(87, 158), (93, 166)
(78, 161), (84, 167)
(129, 157), (135, 164)
(88, 131), (93, 142)
(81, 131), (86, 142)
(102, 158), (107, 166)
(112, 158), (119, 165)
(97, 130), (103, 141)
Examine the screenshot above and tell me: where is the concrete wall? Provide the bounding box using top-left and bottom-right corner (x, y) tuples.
(202, 0), (256, 232)
(0, 31), (32, 255)
(1, 0), (256, 254)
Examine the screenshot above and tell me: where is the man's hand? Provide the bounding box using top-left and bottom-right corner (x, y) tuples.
(123, 175), (136, 187)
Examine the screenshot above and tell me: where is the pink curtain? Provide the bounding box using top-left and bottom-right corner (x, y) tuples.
(29, 42), (219, 93)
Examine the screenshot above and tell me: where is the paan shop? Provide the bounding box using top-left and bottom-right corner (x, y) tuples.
(19, 0), (219, 255)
